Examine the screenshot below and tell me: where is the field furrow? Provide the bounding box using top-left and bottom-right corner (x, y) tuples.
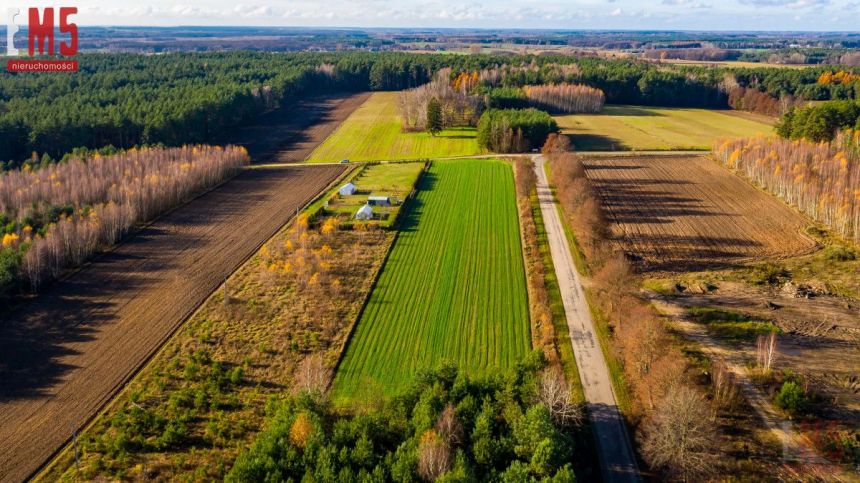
(332, 159), (530, 399)
(582, 154), (818, 271)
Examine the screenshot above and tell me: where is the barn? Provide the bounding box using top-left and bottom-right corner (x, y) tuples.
(339, 182), (357, 196)
(355, 203), (374, 220)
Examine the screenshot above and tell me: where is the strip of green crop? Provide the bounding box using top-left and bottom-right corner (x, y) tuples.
(332, 159), (531, 401)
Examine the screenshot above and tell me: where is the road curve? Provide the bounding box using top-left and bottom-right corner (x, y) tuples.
(532, 155), (640, 483)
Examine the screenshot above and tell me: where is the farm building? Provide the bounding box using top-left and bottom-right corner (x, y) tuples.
(367, 196), (392, 207)
(339, 182), (357, 196)
(355, 204), (374, 220)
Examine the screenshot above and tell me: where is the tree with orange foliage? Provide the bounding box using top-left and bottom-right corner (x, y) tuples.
(715, 133), (860, 243)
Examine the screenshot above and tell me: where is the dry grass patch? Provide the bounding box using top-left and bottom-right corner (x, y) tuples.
(44, 220), (394, 481)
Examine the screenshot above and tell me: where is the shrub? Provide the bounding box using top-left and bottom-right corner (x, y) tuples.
(824, 245), (857, 261)
(774, 380), (808, 416)
(749, 263), (790, 285)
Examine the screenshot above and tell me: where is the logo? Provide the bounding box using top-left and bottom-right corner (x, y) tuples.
(5, 7), (78, 72)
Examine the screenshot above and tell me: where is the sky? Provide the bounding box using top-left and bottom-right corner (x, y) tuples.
(6, 0), (860, 31)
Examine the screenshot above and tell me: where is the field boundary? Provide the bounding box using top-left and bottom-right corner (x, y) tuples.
(327, 161), (431, 394)
(34, 165), (350, 482)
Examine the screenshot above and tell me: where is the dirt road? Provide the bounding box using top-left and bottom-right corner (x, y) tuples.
(0, 165), (344, 483)
(649, 296), (850, 481)
(533, 156), (640, 482)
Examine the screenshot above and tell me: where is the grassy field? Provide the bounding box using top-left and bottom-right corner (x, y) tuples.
(307, 92), (480, 162)
(325, 162), (425, 226)
(332, 159), (531, 399)
(556, 105), (774, 151)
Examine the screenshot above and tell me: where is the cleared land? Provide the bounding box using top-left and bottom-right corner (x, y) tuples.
(556, 105), (774, 151)
(307, 92), (480, 162)
(225, 92), (370, 163)
(0, 165), (344, 482)
(333, 160), (531, 399)
(583, 155), (818, 271)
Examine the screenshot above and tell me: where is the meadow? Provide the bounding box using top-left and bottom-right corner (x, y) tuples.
(306, 92), (481, 162)
(555, 105), (774, 151)
(332, 159), (531, 399)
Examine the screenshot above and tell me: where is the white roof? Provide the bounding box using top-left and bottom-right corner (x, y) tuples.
(356, 204), (373, 216)
(368, 195), (390, 201)
(342, 182), (356, 189)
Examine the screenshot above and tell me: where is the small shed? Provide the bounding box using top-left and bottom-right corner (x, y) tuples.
(355, 203), (374, 221)
(367, 196), (392, 207)
(339, 182), (357, 196)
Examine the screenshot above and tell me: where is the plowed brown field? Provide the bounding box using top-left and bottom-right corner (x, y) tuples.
(227, 92), (371, 163)
(583, 154), (818, 271)
(0, 165), (344, 482)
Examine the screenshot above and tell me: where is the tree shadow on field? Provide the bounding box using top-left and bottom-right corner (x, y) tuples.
(567, 133), (632, 152)
(582, 163), (644, 171)
(436, 134), (474, 140)
(584, 161), (775, 273)
(396, 171), (437, 233)
(603, 106), (665, 117)
(223, 92), (363, 164)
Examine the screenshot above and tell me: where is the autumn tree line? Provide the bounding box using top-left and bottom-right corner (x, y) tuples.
(513, 158), (558, 367)
(544, 134), (727, 480)
(715, 133), (860, 244)
(0, 146), (248, 297)
(397, 66), (601, 152)
(4, 51), (859, 166)
(400, 73), (600, 129)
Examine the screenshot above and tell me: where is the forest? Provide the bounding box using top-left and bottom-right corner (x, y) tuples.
(3, 51), (859, 165)
(776, 100), (860, 142)
(228, 353), (582, 482)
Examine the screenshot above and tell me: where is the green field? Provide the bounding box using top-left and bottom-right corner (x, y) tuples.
(333, 159), (531, 399)
(307, 92), (481, 162)
(556, 105), (775, 151)
(327, 162), (425, 226)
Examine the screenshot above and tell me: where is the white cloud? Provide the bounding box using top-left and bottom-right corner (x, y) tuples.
(59, 0), (857, 29)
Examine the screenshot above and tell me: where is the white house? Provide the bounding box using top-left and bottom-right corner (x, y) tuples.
(339, 182), (357, 196)
(355, 203), (374, 221)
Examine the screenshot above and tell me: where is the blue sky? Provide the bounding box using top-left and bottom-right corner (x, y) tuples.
(18, 0), (860, 30)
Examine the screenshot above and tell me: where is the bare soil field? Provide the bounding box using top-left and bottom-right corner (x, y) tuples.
(582, 154), (818, 271)
(0, 165), (344, 482)
(225, 92), (370, 163)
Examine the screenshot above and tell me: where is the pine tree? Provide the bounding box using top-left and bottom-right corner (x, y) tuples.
(426, 97), (443, 136)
